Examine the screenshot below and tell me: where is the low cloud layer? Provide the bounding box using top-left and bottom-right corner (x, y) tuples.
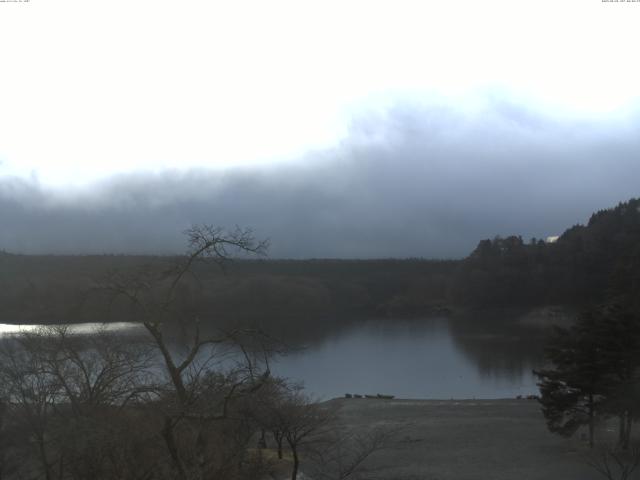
(1, 98), (639, 258)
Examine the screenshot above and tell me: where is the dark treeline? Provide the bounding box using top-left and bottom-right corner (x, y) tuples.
(0, 197), (638, 333)
(0, 254), (456, 336)
(451, 198), (640, 309)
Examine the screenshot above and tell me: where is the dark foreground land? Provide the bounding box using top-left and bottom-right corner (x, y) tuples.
(328, 398), (609, 480)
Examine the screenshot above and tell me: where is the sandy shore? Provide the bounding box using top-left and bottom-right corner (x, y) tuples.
(327, 398), (615, 480)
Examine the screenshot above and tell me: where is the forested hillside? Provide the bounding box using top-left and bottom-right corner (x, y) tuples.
(450, 198), (640, 308)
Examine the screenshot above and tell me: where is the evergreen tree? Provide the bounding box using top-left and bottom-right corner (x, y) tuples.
(535, 318), (609, 447)
(535, 303), (640, 449)
(590, 304), (640, 449)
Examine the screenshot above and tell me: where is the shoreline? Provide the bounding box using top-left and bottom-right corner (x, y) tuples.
(327, 397), (608, 480)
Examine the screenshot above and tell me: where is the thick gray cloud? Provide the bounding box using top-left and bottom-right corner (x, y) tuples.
(1, 98), (639, 258)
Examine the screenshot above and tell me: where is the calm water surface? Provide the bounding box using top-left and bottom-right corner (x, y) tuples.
(271, 319), (540, 399)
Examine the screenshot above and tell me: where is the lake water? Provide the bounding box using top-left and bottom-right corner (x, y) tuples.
(0, 318), (542, 400)
(271, 319), (541, 400)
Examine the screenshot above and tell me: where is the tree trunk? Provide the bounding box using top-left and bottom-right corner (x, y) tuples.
(56, 455), (64, 480)
(273, 431), (283, 459)
(290, 446), (299, 480)
(588, 395), (595, 449)
(258, 428), (266, 449)
(619, 412), (627, 447)
(37, 436), (52, 480)
(623, 409), (633, 450)
(161, 416), (188, 480)
(145, 323), (188, 405)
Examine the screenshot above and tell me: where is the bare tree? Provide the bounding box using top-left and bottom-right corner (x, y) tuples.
(248, 377), (292, 459)
(306, 426), (398, 480)
(0, 326), (160, 480)
(100, 225), (268, 404)
(278, 390), (336, 480)
(0, 225), (282, 480)
(586, 444), (640, 480)
(0, 332), (62, 480)
(20, 325), (155, 412)
(98, 224), (274, 480)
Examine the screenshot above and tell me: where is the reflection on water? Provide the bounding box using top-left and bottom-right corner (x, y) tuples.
(272, 318), (542, 400)
(0, 322), (144, 335)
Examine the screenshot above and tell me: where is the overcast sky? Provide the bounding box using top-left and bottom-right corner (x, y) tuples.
(0, 1), (639, 257)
